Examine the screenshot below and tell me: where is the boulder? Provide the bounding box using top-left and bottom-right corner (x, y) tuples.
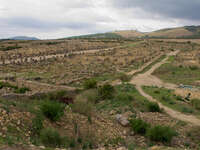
(115, 114), (129, 127)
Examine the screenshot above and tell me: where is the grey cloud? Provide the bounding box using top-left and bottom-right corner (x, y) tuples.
(111, 0), (200, 21)
(2, 17), (97, 31)
(1, 0), (200, 39)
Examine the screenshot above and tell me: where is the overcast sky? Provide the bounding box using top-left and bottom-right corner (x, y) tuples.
(0, 0), (200, 39)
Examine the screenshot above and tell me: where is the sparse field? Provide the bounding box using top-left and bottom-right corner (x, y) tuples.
(143, 86), (200, 117)
(0, 38), (200, 150)
(0, 39), (175, 92)
(153, 45), (200, 86)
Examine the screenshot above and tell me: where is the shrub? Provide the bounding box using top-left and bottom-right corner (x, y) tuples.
(83, 79), (97, 89)
(40, 128), (63, 147)
(54, 90), (66, 99)
(115, 93), (133, 102)
(129, 119), (150, 135)
(147, 102), (161, 112)
(98, 84), (114, 99)
(76, 89), (99, 104)
(0, 81), (18, 89)
(14, 87), (30, 94)
(154, 90), (160, 94)
(147, 125), (177, 143)
(71, 100), (93, 117)
(0, 82), (3, 89)
(86, 90), (99, 104)
(40, 100), (65, 121)
(47, 90), (67, 100)
(32, 114), (44, 135)
(181, 107), (193, 114)
(176, 95), (184, 101)
(69, 138), (76, 148)
(191, 99), (200, 110)
(189, 65), (198, 70)
(162, 96), (171, 102)
(118, 73), (130, 82)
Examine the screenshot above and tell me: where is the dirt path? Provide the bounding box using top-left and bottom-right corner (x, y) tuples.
(129, 50), (200, 126)
(136, 85), (200, 125)
(127, 53), (164, 75)
(130, 51), (179, 89)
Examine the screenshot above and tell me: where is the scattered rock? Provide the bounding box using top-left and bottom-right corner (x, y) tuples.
(39, 145), (45, 149)
(109, 110), (116, 115)
(115, 114), (129, 126)
(95, 147), (106, 150)
(123, 130), (127, 135)
(130, 131), (135, 136)
(117, 147), (127, 150)
(2, 127), (7, 132)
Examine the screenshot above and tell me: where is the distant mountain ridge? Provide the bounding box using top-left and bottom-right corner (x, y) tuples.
(65, 25), (200, 39)
(65, 33), (123, 39)
(4, 25), (200, 40)
(9, 36), (39, 40)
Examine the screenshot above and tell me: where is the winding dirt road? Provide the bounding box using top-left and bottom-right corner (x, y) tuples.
(130, 50), (200, 126)
(136, 85), (200, 125)
(130, 51), (178, 89)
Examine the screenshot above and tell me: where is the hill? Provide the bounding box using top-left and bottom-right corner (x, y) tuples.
(146, 26), (200, 39)
(113, 26), (200, 39)
(9, 36), (40, 40)
(65, 32), (123, 39)
(113, 30), (144, 38)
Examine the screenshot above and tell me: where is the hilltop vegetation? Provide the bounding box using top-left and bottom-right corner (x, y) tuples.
(66, 33), (123, 40)
(113, 25), (200, 39)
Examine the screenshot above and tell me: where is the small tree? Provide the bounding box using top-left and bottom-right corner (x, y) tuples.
(32, 114), (44, 135)
(83, 79), (97, 89)
(40, 100), (65, 121)
(147, 125), (177, 143)
(98, 84), (114, 100)
(40, 128), (63, 147)
(129, 119), (150, 135)
(147, 102), (161, 112)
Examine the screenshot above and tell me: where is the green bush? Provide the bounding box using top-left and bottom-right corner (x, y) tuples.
(118, 73), (130, 82)
(76, 89), (99, 104)
(40, 128), (63, 147)
(191, 99), (200, 110)
(181, 107), (193, 114)
(40, 100), (65, 121)
(115, 93), (133, 102)
(176, 95), (184, 101)
(83, 79), (97, 89)
(71, 100), (93, 117)
(154, 90), (160, 94)
(47, 90), (67, 100)
(147, 102), (161, 112)
(0, 81), (18, 89)
(162, 96), (171, 102)
(32, 114), (44, 135)
(189, 65), (199, 70)
(129, 119), (150, 135)
(147, 125), (177, 143)
(98, 84), (114, 99)
(14, 87), (30, 94)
